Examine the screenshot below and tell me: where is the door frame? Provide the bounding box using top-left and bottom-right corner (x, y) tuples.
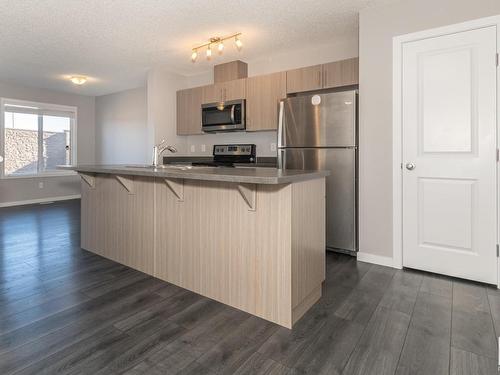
(392, 15), (500, 287)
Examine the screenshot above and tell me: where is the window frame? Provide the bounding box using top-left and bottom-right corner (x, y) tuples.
(0, 98), (78, 179)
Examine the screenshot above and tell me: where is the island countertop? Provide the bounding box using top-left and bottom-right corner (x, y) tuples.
(62, 164), (329, 185)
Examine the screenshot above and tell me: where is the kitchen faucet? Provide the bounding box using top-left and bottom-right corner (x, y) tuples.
(152, 139), (177, 167)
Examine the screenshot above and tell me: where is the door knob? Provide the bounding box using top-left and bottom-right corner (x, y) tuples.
(405, 162), (416, 170)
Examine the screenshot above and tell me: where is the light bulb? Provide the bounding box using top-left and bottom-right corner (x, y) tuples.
(191, 50), (198, 62)
(70, 76), (87, 85)
(206, 45), (212, 59)
(235, 36), (243, 50)
(218, 41), (224, 53)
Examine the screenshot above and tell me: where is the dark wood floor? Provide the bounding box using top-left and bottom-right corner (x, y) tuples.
(0, 200), (498, 374)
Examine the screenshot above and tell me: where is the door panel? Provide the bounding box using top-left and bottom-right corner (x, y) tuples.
(402, 26), (497, 284)
(282, 91), (356, 147)
(283, 148), (357, 251)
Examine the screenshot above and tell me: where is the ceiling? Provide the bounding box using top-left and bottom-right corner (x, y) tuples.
(0, 0), (397, 96)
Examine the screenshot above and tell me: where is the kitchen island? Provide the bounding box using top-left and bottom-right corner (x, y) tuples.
(67, 165), (328, 328)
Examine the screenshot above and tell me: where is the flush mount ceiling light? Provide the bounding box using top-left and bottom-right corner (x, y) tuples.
(191, 33), (242, 63)
(69, 76), (87, 85)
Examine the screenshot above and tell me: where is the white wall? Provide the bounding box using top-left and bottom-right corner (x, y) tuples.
(0, 81), (95, 205)
(149, 36), (359, 157)
(95, 87), (148, 164)
(358, 0), (500, 261)
(147, 67), (189, 156)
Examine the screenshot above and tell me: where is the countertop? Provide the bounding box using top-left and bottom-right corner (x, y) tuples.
(61, 164), (329, 185)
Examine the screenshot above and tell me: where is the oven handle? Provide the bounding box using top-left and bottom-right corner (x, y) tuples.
(230, 105), (235, 124)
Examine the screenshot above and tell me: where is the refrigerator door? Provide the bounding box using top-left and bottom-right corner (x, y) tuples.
(282, 148), (358, 252)
(279, 90), (356, 148)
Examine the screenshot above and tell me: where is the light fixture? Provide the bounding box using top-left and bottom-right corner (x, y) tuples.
(190, 33), (242, 63)
(191, 49), (198, 62)
(70, 76), (87, 85)
(235, 35), (243, 50)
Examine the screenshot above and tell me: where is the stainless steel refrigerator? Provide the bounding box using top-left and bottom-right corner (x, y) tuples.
(278, 90), (358, 253)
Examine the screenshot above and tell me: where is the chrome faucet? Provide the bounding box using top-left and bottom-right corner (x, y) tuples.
(152, 139), (177, 167)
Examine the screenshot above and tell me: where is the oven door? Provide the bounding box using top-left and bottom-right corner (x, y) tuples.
(202, 100), (245, 132)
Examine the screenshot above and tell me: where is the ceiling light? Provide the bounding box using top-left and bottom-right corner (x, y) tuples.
(70, 76), (87, 85)
(190, 33), (242, 63)
(235, 36), (243, 50)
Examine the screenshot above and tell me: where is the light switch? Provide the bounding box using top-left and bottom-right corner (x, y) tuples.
(270, 143), (277, 152)
(38, 182), (44, 189)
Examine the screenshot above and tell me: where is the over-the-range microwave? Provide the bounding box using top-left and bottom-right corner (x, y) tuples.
(201, 99), (245, 132)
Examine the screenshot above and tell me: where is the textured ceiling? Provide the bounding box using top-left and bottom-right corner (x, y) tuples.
(0, 0), (398, 96)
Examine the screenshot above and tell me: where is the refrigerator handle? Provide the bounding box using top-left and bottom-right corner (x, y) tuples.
(278, 149), (286, 170)
(277, 100), (285, 148)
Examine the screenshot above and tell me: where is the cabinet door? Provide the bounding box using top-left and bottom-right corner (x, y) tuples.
(322, 58), (359, 89)
(177, 87), (203, 135)
(219, 78), (246, 101)
(246, 72), (286, 131)
(286, 65), (322, 94)
(202, 84), (219, 104)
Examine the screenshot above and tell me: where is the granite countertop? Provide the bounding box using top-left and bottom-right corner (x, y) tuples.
(60, 164), (329, 185)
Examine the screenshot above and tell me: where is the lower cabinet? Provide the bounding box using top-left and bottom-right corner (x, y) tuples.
(80, 173), (326, 328)
(80, 174), (155, 274)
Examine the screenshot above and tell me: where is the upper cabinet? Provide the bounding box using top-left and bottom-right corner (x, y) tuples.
(202, 79), (246, 104)
(246, 72), (286, 132)
(286, 65), (323, 94)
(177, 87), (203, 135)
(286, 58), (359, 94)
(176, 58), (359, 135)
(322, 58), (359, 89)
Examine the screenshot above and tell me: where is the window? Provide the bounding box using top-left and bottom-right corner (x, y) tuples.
(0, 99), (77, 178)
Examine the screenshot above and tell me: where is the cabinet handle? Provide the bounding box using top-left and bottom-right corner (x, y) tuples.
(317, 70), (321, 87)
(324, 70), (327, 86)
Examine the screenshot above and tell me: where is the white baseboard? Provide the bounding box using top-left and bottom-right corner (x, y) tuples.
(357, 252), (398, 269)
(0, 195), (81, 208)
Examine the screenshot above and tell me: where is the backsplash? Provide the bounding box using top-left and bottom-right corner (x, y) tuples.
(183, 130), (277, 157)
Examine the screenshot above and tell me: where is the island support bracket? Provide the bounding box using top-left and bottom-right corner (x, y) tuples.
(164, 178), (184, 201)
(79, 173), (96, 188)
(115, 175), (135, 194)
(237, 183), (257, 211)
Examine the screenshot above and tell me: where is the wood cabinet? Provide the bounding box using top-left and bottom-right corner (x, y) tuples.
(322, 57), (359, 89)
(202, 78), (246, 104)
(286, 58), (359, 94)
(176, 87), (203, 135)
(246, 72), (286, 131)
(176, 58), (359, 135)
(286, 65), (323, 94)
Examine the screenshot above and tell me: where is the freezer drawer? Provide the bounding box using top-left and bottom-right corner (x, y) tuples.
(279, 91), (357, 148)
(280, 148), (358, 252)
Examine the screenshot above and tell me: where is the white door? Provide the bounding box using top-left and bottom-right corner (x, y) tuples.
(402, 26), (497, 284)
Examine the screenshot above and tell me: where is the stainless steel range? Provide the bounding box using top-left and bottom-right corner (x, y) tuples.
(192, 144), (256, 167)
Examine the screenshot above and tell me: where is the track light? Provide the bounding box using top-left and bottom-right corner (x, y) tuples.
(190, 33), (242, 63)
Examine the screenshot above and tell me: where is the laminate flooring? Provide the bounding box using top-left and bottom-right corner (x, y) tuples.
(0, 200), (498, 374)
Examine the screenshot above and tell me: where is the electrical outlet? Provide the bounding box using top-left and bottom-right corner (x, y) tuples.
(38, 181), (44, 189)
(270, 143), (277, 152)
(201, 144), (206, 152)
(190, 145), (195, 153)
